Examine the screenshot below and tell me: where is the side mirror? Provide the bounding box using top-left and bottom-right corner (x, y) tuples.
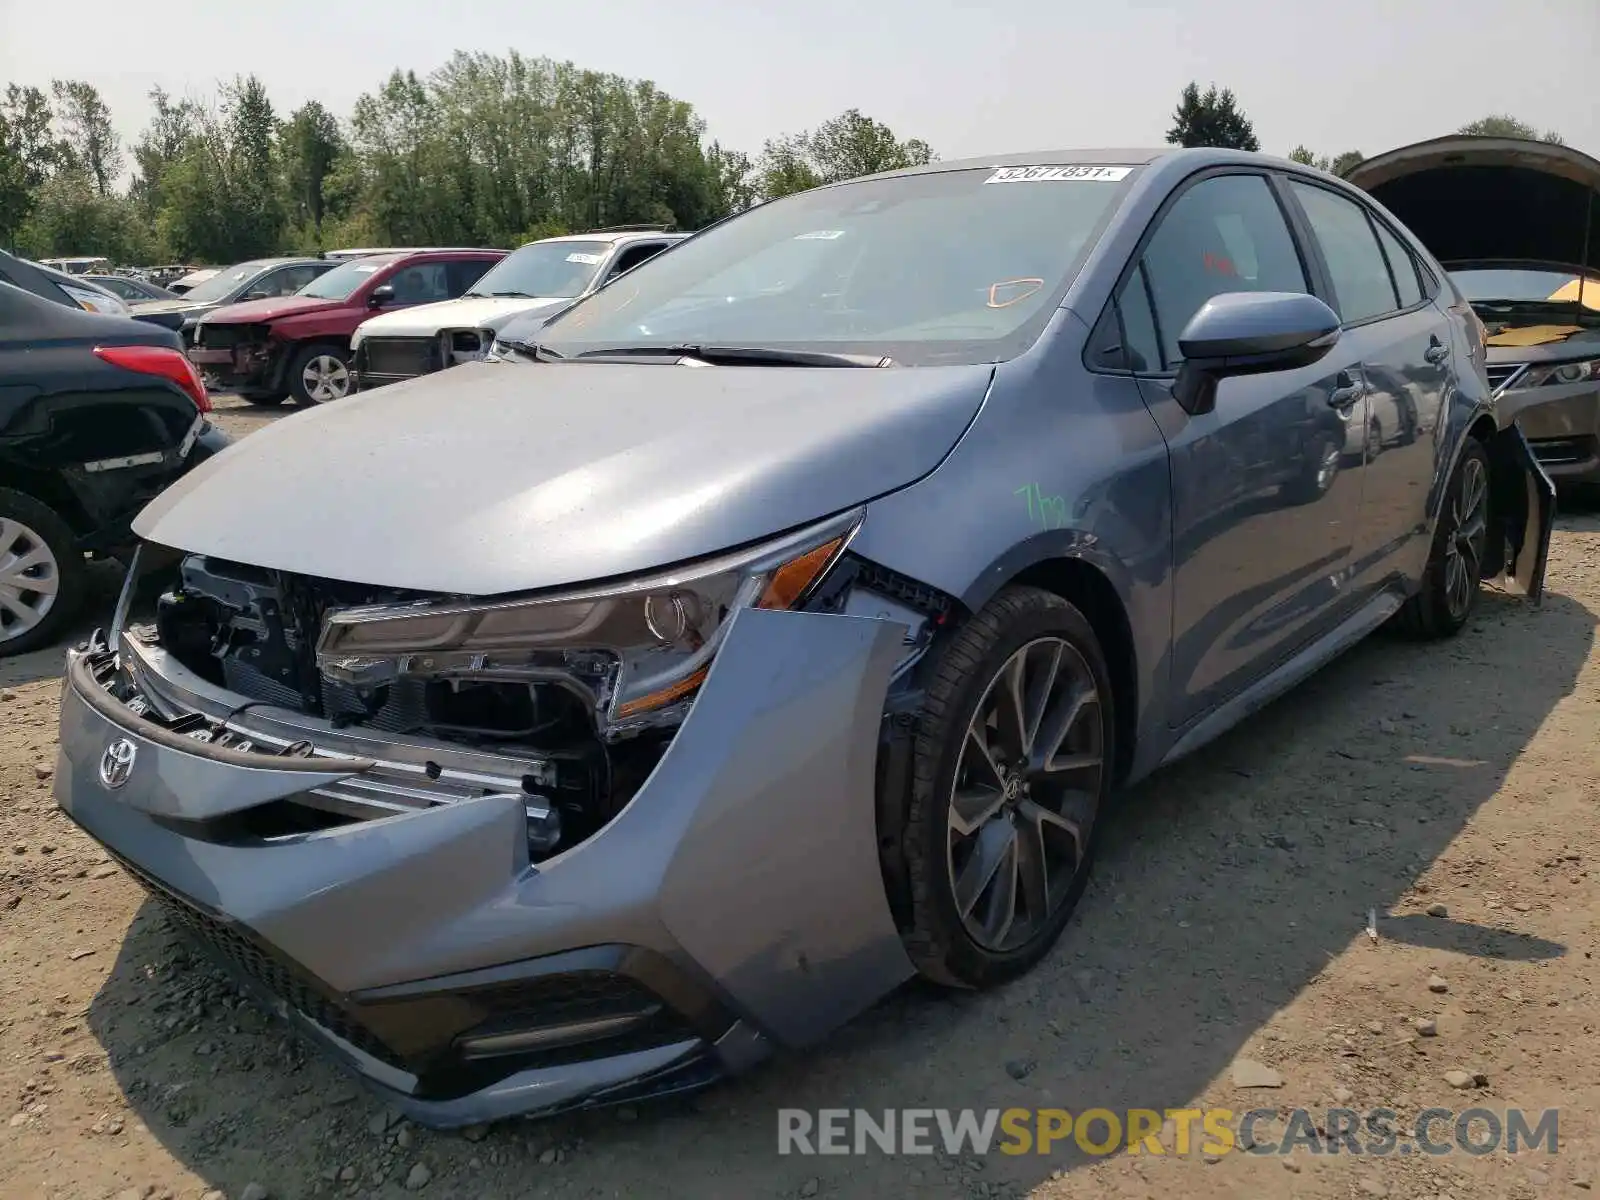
(368, 284), (395, 309)
(1172, 292), (1341, 416)
(241, 288), (269, 301)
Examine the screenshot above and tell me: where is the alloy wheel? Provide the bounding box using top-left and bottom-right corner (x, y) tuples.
(1444, 454), (1488, 620)
(0, 517), (61, 645)
(946, 637), (1104, 953)
(302, 355), (351, 403)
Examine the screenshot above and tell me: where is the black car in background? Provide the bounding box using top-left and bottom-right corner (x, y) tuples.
(0, 281), (231, 657)
(0, 251), (194, 336)
(131, 257), (339, 344)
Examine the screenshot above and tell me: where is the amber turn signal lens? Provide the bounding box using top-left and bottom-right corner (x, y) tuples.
(758, 537), (843, 611)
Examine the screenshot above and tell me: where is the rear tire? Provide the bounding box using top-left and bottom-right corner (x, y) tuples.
(1396, 437), (1490, 639)
(899, 586), (1114, 989)
(0, 489), (84, 658)
(288, 343), (353, 406)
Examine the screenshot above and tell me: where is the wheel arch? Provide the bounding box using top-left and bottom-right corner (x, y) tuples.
(0, 470), (92, 538)
(1004, 555), (1139, 784)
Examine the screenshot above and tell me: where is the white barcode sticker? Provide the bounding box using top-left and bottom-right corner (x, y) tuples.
(984, 165), (1132, 184)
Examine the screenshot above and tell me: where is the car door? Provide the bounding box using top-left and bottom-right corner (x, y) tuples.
(1123, 170), (1371, 727)
(1284, 179), (1455, 585)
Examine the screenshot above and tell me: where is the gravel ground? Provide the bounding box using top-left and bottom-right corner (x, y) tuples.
(2, 395), (1598, 1198)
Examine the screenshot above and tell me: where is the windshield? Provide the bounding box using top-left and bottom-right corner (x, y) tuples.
(1451, 268), (1599, 305)
(538, 165), (1136, 365)
(298, 255), (397, 300)
(182, 262), (273, 303)
(469, 240), (610, 299)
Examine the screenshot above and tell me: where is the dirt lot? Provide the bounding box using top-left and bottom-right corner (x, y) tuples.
(2, 395), (1598, 1199)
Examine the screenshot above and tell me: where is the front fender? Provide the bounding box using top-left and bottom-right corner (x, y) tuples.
(1483, 422), (1555, 603)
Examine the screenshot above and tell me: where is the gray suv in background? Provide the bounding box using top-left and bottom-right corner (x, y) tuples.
(56, 147), (1552, 1128)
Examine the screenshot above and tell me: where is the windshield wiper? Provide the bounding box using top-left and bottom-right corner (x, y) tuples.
(572, 344), (895, 368)
(468, 289), (538, 299)
(499, 340), (565, 362)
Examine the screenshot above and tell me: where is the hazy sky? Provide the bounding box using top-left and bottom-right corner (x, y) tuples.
(3, 0), (1597, 165)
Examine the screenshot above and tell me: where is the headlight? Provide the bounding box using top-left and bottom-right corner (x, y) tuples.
(314, 508), (862, 732)
(1521, 357), (1600, 387)
(63, 284), (129, 315)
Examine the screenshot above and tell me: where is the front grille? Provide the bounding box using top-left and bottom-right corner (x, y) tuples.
(194, 323), (263, 351)
(114, 855), (409, 1071)
(362, 337), (439, 380)
(1486, 362), (1527, 393)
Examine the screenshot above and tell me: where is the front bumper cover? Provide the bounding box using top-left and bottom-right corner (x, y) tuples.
(55, 606), (913, 1126)
(1501, 380), (1600, 485)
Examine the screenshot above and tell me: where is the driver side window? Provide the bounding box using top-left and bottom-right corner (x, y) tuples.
(1140, 174), (1307, 371)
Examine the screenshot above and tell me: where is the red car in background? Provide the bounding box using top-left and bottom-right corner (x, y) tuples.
(187, 249), (505, 406)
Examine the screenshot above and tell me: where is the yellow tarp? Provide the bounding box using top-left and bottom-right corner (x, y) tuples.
(1488, 324), (1587, 347)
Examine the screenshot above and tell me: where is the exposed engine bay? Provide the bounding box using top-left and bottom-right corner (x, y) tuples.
(108, 538), (947, 864)
(126, 554), (673, 858)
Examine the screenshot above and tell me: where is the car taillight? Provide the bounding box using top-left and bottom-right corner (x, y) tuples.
(93, 344), (212, 413)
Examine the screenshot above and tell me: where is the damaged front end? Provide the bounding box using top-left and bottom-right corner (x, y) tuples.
(185, 321), (276, 391)
(57, 507), (938, 1125)
(354, 330), (490, 391)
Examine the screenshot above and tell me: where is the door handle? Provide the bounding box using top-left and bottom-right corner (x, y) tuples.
(1328, 371), (1364, 411)
(1424, 336), (1450, 365)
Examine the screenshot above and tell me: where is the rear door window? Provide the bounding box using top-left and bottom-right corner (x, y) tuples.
(1372, 221), (1423, 309)
(1139, 173), (1308, 369)
(1289, 181), (1400, 324)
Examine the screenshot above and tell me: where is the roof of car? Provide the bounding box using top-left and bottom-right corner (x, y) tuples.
(532, 230), (689, 247)
(837, 146), (1344, 187)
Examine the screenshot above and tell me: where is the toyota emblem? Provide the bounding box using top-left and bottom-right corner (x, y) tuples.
(98, 739), (137, 790)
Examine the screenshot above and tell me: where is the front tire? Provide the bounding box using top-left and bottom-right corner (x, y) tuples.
(240, 389), (288, 407)
(288, 343), (353, 406)
(0, 489), (84, 658)
(900, 586), (1113, 988)
(1396, 437), (1489, 639)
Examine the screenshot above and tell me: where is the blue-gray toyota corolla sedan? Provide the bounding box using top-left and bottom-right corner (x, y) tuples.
(55, 147), (1555, 1127)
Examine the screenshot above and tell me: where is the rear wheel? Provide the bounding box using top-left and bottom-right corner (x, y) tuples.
(1396, 437), (1489, 638)
(288, 343), (353, 406)
(0, 489), (83, 658)
(900, 587), (1113, 988)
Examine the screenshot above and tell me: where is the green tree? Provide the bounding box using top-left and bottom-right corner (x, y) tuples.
(130, 87), (199, 219)
(16, 168), (153, 261)
(1457, 114), (1562, 144)
(51, 80), (123, 195)
(281, 101), (345, 248)
(754, 109), (935, 200)
(754, 133), (821, 201)
(1329, 150), (1365, 177)
(706, 141), (757, 214)
(224, 75), (284, 255)
(1288, 145), (1318, 166)
(1166, 82), (1260, 151)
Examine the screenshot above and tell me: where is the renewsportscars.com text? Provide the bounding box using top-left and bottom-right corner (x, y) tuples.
(777, 1107), (1559, 1158)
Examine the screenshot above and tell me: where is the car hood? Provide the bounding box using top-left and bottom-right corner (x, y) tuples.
(130, 298), (214, 317)
(354, 295), (568, 343)
(133, 360), (994, 595)
(202, 295), (342, 324)
(1346, 136), (1600, 271)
